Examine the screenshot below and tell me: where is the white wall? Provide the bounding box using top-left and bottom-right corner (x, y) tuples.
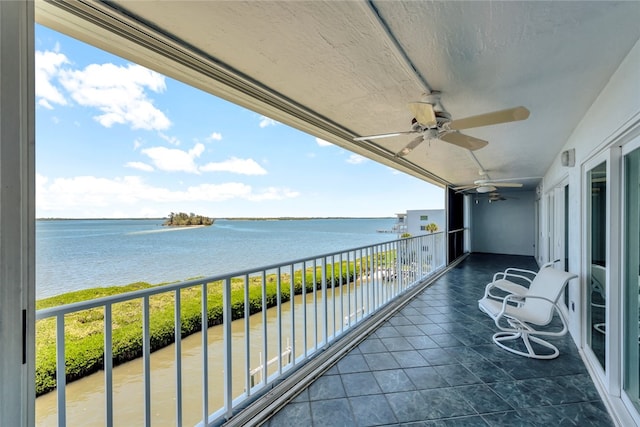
(405, 209), (445, 235)
(470, 192), (536, 256)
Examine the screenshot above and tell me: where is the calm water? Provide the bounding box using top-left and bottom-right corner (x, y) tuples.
(36, 218), (396, 298)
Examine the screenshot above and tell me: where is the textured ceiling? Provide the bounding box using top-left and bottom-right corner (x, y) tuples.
(37, 0), (640, 191)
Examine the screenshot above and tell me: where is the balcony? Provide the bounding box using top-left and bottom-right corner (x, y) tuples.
(36, 242), (612, 426)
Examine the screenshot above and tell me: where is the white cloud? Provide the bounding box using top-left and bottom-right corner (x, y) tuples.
(36, 174), (299, 216)
(258, 116), (279, 128)
(158, 132), (181, 146)
(133, 138), (143, 150)
(141, 143), (205, 174)
(200, 157), (267, 175)
(346, 154), (367, 164)
(125, 161), (154, 172)
(35, 50), (69, 109)
(208, 132), (223, 141)
(315, 137), (332, 147)
(58, 63), (171, 130)
(247, 187), (300, 201)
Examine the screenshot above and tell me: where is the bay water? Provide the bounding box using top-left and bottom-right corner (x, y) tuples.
(36, 218), (397, 299)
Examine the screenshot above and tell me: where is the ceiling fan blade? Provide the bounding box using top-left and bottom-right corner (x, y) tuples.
(491, 182), (523, 188)
(396, 135), (424, 157)
(408, 102), (436, 127)
(354, 130), (419, 141)
(440, 132), (488, 151)
(449, 106), (530, 130)
(451, 184), (478, 191)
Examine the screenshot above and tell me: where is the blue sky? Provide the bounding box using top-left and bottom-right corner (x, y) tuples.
(35, 25), (444, 219)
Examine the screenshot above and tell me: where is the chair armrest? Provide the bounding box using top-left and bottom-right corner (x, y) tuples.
(490, 280), (529, 296)
(492, 269), (535, 284)
(504, 293), (556, 305)
(503, 268), (537, 280)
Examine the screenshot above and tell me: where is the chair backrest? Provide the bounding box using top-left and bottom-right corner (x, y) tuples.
(521, 268), (578, 325)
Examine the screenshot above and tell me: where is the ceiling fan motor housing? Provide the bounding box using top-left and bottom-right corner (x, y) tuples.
(476, 185), (497, 193)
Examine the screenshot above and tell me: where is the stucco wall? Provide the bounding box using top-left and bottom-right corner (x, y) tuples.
(470, 191), (536, 256)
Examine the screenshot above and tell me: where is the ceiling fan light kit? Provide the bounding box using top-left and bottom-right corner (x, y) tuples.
(476, 185), (497, 193)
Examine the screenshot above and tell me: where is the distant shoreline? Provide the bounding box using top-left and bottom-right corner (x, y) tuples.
(37, 216), (394, 221)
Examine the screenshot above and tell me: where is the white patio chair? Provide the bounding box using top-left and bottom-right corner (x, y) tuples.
(478, 267), (578, 359)
(485, 260), (558, 301)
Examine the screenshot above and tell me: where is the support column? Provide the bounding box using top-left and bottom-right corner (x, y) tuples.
(0, 1), (35, 426)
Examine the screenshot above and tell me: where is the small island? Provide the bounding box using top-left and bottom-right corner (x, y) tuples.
(163, 212), (214, 227)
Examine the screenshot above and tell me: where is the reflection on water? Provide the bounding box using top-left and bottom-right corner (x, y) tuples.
(36, 281), (371, 426)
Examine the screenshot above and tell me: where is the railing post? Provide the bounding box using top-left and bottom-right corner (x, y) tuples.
(312, 259), (318, 350)
(339, 253), (344, 335)
(331, 255), (336, 339)
(104, 305), (113, 427)
(142, 296), (151, 427)
(244, 274), (251, 395)
(322, 257), (328, 348)
(302, 262), (308, 358)
(223, 278), (232, 420)
(261, 271), (267, 386)
(289, 264), (295, 367)
(174, 291), (183, 427)
(276, 267), (282, 375)
(358, 249), (363, 320)
(201, 283), (209, 424)
(56, 314), (66, 427)
(347, 251), (352, 327)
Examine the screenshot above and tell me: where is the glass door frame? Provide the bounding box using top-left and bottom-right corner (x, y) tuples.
(620, 135), (640, 422)
(582, 149), (620, 390)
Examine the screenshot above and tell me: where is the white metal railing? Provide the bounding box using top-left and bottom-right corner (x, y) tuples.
(35, 232), (446, 426)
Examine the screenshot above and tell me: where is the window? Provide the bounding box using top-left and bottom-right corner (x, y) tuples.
(420, 215), (428, 221)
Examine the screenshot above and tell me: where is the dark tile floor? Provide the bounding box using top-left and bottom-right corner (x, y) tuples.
(265, 254), (613, 427)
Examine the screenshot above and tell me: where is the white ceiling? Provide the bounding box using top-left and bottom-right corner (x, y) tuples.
(37, 1), (640, 191)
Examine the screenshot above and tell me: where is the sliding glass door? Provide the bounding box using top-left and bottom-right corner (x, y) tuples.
(624, 146), (640, 411)
(587, 161), (607, 370)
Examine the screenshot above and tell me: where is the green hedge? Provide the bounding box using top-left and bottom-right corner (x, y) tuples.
(35, 261), (372, 396)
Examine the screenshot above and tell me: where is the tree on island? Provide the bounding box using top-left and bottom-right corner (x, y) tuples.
(163, 212), (214, 226)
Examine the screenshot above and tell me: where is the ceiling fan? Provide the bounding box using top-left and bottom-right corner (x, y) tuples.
(353, 92), (530, 156)
(452, 178), (525, 193)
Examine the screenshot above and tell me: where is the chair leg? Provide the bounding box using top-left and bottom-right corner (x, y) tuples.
(492, 331), (560, 360)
